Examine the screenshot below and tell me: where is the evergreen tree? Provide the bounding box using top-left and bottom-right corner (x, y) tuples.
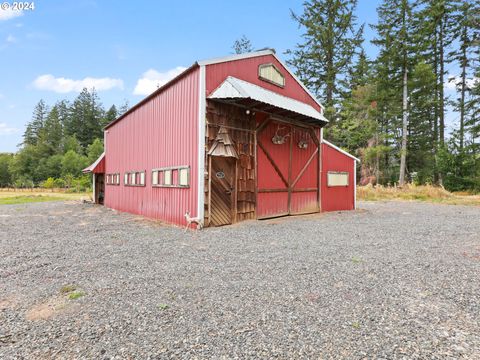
(287, 0), (364, 121)
(104, 104), (118, 127)
(41, 105), (63, 155)
(347, 48), (371, 90)
(66, 88), (104, 150)
(118, 100), (130, 117)
(371, 0), (413, 185)
(448, 0), (480, 149)
(23, 100), (48, 146)
(232, 35), (253, 54)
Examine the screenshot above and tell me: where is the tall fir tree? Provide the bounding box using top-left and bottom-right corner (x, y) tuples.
(371, 0), (413, 184)
(287, 0), (364, 121)
(23, 100), (48, 146)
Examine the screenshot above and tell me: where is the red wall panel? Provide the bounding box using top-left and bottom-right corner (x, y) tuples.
(104, 68), (199, 226)
(205, 55), (321, 111)
(321, 143), (356, 212)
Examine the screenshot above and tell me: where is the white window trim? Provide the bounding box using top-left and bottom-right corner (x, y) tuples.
(152, 166), (190, 188)
(327, 171), (349, 187)
(124, 171), (146, 187)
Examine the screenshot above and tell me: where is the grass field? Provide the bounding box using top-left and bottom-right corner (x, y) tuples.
(357, 184), (480, 206)
(0, 190), (91, 205)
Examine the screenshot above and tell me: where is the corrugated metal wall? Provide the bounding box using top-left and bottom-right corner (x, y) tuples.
(205, 54), (321, 112)
(104, 67), (199, 226)
(321, 143), (355, 211)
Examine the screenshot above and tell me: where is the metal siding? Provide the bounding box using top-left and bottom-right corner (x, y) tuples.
(205, 55), (321, 111)
(104, 67), (200, 226)
(321, 143), (355, 211)
(92, 156), (105, 174)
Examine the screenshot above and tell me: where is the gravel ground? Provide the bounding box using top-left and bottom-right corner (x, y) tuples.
(0, 200), (479, 359)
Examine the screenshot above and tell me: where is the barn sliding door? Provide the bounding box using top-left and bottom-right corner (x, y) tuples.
(256, 119), (320, 219)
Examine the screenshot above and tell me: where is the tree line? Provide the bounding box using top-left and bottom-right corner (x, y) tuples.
(2, 0), (478, 192)
(0, 88), (128, 189)
(286, 0), (479, 191)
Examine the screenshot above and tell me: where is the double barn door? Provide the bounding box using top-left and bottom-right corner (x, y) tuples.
(256, 119), (320, 219)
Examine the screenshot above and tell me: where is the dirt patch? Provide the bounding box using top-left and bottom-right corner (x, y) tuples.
(25, 296), (69, 321)
(0, 297), (17, 310)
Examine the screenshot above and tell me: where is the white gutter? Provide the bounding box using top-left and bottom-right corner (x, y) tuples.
(197, 65), (206, 221)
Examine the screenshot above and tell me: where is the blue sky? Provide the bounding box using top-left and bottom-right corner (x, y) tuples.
(1, 0), (382, 152)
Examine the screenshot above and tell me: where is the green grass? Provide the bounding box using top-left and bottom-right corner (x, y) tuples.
(351, 256), (363, 264)
(0, 195), (74, 205)
(158, 303), (169, 310)
(68, 291), (86, 300)
(0, 190), (89, 205)
(60, 284), (77, 294)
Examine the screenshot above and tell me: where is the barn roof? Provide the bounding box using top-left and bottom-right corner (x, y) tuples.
(104, 49), (325, 130)
(83, 152), (105, 173)
(208, 76), (327, 125)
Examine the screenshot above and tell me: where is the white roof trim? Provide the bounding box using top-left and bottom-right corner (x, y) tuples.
(209, 76), (328, 124)
(83, 152), (105, 173)
(197, 49), (325, 112)
(322, 140), (360, 162)
(197, 49), (275, 66)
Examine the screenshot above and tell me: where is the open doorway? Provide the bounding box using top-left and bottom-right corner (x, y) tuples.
(95, 174), (105, 204)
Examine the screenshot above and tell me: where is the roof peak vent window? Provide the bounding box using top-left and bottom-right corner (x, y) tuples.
(258, 63), (285, 88)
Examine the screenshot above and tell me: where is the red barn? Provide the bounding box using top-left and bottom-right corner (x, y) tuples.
(84, 50), (359, 227)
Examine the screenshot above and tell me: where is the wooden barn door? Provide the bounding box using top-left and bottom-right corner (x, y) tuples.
(256, 119), (320, 219)
(209, 156), (236, 226)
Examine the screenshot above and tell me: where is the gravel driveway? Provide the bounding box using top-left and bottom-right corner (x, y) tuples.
(1, 200), (479, 359)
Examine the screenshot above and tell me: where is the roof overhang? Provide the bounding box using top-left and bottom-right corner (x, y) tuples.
(208, 76), (328, 126)
(83, 152), (105, 173)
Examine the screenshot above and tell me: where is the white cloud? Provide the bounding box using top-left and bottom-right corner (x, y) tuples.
(0, 8), (23, 21)
(446, 76), (479, 91)
(32, 74), (124, 93)
(6, 34), (16, 43)
(133, 67), (187, 95)
(0, 122), (20, 135)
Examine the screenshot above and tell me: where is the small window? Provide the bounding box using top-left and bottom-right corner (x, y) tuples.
(327, 171), (349, 187)
(106, 173), (120, 186)
(152, 166), (190, 188)
(164, 170), (172, 186)
(152, 170), (159, 185)
(179, 168), (189, 186)
(124, 171), (146, 187)
(258, 63), (285, 87)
